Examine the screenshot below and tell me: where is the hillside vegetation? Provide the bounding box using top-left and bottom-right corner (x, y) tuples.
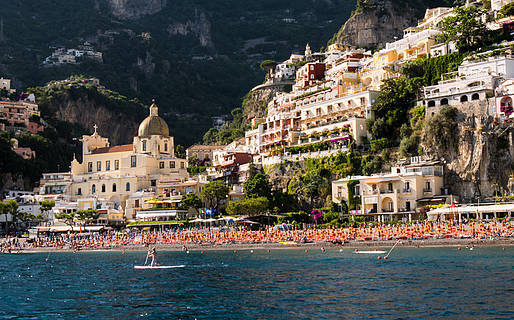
(0, 0), (357, 145)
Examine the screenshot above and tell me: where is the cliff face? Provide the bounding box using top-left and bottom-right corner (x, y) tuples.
(335, 0), (417, 48)
(334, 0), (452, 48)
(423, 101), (513, 202)
(243, 84), (293, 125)
(167, 12), (214, 48)
(104, 0), (167, 19)
(53, 92), (142, 146)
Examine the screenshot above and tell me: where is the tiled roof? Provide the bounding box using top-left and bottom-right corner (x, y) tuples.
(92, 144), (133, 154)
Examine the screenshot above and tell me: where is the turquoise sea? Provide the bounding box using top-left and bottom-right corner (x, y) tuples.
(0, 247), (513, 319)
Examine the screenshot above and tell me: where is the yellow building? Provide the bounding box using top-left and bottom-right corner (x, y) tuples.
(69, 103), (188, 219)
(333, 159), (451, 222)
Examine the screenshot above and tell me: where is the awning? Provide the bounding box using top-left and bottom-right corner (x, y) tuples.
(417, 197), (447, 202)
(34, 225), (105, 232)
(136, 210), (187, 218)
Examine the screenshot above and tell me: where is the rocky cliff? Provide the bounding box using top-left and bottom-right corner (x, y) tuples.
(54, 92), (142, 145)
(167, 11), (214, 48)
(104, 0), (167, 19)
(333, 0), (453, 48)
(31, 79), (146, 146)
(423, 101), (514, 202)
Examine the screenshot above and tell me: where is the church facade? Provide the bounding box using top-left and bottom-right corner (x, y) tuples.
(69, 103), (188, 218)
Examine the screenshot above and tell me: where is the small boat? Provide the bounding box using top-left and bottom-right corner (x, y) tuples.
(134, 265), (185, 269)
(354, 250), (387, 254)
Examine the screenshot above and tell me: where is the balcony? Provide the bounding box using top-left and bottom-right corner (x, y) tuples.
(425, 84), (490, 99)
(423, 188), (432, 193)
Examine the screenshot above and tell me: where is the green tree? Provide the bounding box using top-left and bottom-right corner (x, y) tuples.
(399, 133), (421, 157)
(271, 189), (298, 213)
(200, 180), (230, 210)
(244, 173), (272, 199)
(259, 59), (277, 74)
(175, 145), (186, 159)
(0, 200), (20, 233)
(75, 210), (99, 226)
(181, 193), (203, 217)
(323, 210), (340, 223)
(437, 6), (489, 53)
(226, 197), (269, 216)
(370, 137), (390, 153)
(39, 200), (55, 222)
(55, 211), (76, 226)
(371, 77), (422, 140)
(422, 106), (459, 156)
(499, 3), (514, 17)
(301, 167), (331, 207)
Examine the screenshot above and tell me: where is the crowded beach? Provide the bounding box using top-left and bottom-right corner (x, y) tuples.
(2, 220), (513, 253)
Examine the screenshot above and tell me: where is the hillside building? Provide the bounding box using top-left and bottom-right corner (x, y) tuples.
(0, 100), (40, 131)
(332, 159), (452, 222)
(186, 145), (225, 165)
(492, 0), (514, 11)
(424, 55), (514, 117)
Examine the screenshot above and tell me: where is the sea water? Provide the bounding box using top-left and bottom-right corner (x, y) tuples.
(0, 247), (513, 319)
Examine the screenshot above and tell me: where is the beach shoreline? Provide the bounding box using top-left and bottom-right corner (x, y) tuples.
(16, 238), (514, 253)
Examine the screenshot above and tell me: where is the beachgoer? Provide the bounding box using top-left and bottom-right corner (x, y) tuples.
(145, 247), (157, 266)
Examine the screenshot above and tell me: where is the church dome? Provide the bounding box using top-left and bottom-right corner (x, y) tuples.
(138, 103), (169, 137)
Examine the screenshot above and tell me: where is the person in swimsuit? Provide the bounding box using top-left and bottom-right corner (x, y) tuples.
(146, 247), (157, 266)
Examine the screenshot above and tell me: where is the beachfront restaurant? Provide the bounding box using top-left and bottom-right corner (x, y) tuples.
(427, 203), (514, 222)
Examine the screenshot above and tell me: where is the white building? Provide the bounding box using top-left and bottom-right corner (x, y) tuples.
(492, 0), (514, 11)
(424, 55), (514, 116)
(274, 62), (296, 80)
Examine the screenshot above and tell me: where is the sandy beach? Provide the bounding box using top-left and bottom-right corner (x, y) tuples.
(15, 237), (514, 253)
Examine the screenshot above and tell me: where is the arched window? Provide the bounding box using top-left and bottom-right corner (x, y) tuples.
(471, 93), (480, 101)
(441, 98), (448, 106)
(428, 100), (435, 107)
(460, 95), (468, 103)
(92, 184), (96, 194)
(501, 97), (512, 107)
(126, 182), (130, 191)
(101, 184), (106, 193)
(112, 183), (117, 192)
(501, 97), (513, 116)
(142, 140), (147, 152)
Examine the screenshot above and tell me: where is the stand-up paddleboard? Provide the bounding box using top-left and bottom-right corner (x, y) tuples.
(134, 265), (185, 269)
(354, 250), (386, 254)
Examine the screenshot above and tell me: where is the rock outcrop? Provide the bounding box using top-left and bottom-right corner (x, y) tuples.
(244, 83), (293, 125)
(167, 11), (214, 48)
(104, 0), (167, 19)
(334, 0), (417, 48)
(333, 0), (452, 48)
(53, 93), (143, 145)
(423, 101), (513, 202)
